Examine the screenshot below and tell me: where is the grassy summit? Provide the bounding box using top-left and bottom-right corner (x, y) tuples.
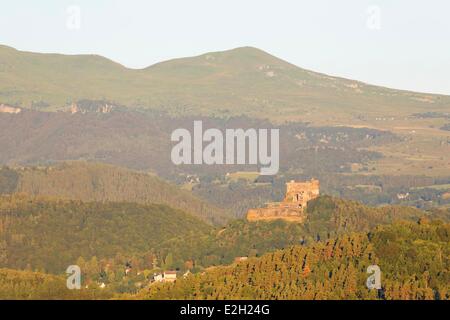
(1, 44), (449, 122)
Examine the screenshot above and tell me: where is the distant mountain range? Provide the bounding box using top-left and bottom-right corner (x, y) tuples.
(1, 44), (449, 122)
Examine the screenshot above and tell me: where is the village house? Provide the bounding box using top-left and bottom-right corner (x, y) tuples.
(163, 271), (177, 283)
(153, 271), (177, 283)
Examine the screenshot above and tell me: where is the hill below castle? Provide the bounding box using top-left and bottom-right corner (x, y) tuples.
(0, 193), (448, 297)
(147, 196), (449, 271)
(136, 219), (450, 300)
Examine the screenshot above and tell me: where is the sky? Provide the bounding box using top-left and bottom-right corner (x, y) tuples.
(0, 0), (449, 95)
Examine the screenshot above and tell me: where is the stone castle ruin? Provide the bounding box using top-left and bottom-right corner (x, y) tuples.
(247, 179), (320, 223)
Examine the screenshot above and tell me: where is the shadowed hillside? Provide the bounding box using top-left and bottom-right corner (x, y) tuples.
(0, 194), (212, 273)
(1, 162), (229, 224)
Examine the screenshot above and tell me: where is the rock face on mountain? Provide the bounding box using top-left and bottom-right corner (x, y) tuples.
(247, 179), (320, 222)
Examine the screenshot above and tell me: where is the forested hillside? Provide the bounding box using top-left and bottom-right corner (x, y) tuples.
(0, 193), (447, 298)
(150, 196), (447, 270)
(137, 220), (450, 300)
(0, 268), (112, 300)
(0, 194), (212, 273)
(0, 162), (229, 224)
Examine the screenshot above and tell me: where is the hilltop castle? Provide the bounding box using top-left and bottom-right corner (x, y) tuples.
(246, 179), (320, 223)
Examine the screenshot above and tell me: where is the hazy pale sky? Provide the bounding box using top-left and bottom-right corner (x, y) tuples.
(1, 0), (449, 95)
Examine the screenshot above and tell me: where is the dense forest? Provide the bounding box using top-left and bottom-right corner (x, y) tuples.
(152, 196), (447, 270)
(0, 192), (448, 299)
(0, 194), (211, 273)
(0, 162), (229, 224)
(136, 220), (449, 300)
(1, 194), (446, 276)
(0, 268), (112, 300)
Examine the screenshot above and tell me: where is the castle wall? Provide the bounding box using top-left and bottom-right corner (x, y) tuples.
(247, 207), (307, 223)
(246, 179), (319, 223)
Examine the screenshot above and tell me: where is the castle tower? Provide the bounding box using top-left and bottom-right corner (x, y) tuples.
(246, 179), (320, 223)
(284, 179), (320, 204)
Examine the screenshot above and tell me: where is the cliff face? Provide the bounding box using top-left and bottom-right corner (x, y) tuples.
(246, 179), (319, 223)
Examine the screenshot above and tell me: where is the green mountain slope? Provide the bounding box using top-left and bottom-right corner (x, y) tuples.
(0, 194), (212, 273)
(148, 196), (448, 270)
(0, 193), (447, 297)
(137, 220), (450, 300)
(1, 162), (229, 224)
(1, 44), (448, 121)
(0, 268), (112, 300)
(0, 44), (133, 108)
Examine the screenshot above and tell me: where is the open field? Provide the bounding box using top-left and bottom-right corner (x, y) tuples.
(363, 119), (450, 177)
(412, 184), (450, 191)
(226, 171), (260, 182)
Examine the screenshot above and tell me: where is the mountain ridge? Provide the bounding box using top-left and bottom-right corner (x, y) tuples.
(1, 44), (448, 122)
(1, 43), (445, 96)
